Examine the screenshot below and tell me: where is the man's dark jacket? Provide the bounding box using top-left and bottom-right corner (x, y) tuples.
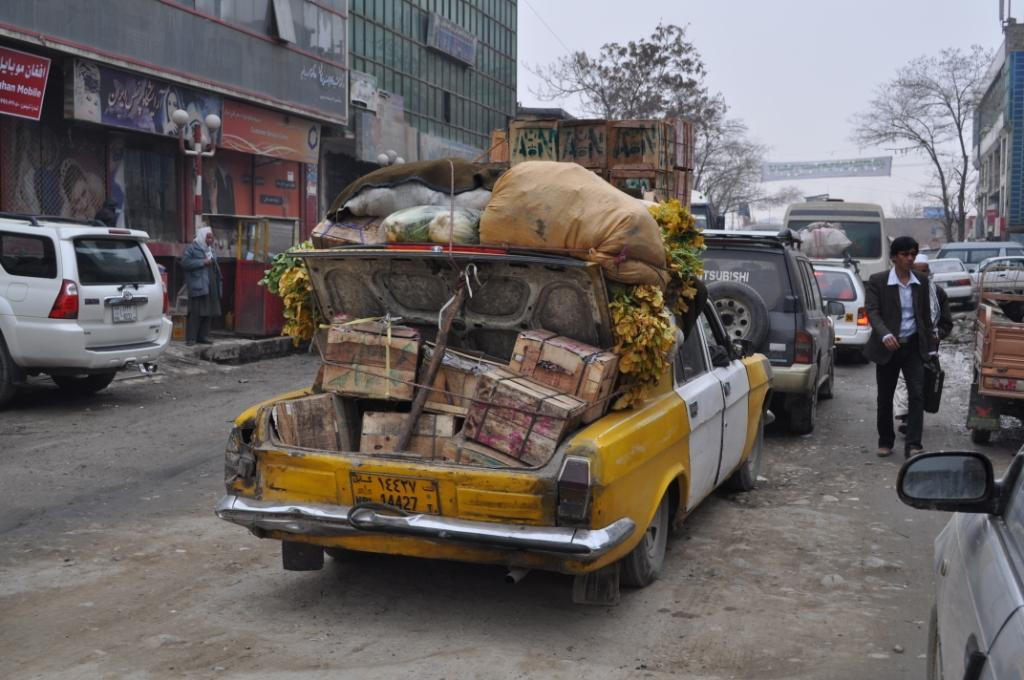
(863, 269), (934, 364)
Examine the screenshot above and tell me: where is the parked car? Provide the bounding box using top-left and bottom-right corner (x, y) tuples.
(936, 241), (1024, 273)
(970, 256), (1024, 295)
(0, 214), (170, 407)
(215, 246), (773, 604)
(812, 263), (869, 360)
(898, 449), (1024, 679)
(929, 257), (975, 308)
(702, 230), (842, 434)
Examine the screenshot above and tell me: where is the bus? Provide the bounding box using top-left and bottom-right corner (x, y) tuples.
(783, 200), (889, 280)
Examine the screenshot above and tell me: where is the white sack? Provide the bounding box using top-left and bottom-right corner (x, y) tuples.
(798, 222), (852, 258)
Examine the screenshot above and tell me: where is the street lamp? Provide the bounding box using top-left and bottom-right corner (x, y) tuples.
(174, 108), (222, 233)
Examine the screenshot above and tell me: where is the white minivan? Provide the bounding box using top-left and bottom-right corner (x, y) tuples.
(812, 263), (870, 359)
(0, 215), (171, 407)
(784, 200), (889, 281)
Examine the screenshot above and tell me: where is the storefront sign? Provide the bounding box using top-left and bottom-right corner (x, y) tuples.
(221, 100), (321, 165)
(68, 59), (222, 144)
(0, 47), (50, 121)
(427, 13), (477, 65)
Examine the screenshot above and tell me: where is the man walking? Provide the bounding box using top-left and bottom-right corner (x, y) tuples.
(864, 236), (935, 458)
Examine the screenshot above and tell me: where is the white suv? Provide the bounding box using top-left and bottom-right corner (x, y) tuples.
(0, 214), (172, 406)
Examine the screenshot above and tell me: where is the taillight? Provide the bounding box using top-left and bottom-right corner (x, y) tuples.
(557, 456), (591, 525)
(49, 280), (79, 319)
(856, 307), (869, 327)
(952, 277), (971, 286)
(795, 329), (813, 364)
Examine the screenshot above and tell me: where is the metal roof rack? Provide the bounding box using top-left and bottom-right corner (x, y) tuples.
(35, 215), (107, 227)
(0, 212), (40, 226)
(703, 228), (801, 248)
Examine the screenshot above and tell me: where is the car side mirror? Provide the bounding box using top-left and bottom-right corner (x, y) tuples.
(897, 452), (997, 514)
(825, 300), (845, 316)
(731, 338), (753, 357)
(709, 344), (731, 368)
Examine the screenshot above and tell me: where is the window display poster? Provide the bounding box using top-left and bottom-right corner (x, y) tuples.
(221, 99), (320, 165)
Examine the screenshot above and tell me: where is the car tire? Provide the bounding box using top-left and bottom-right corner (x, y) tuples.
(970, 428), (991, 444)
(620, 492), (669, 588)
(52, 371), (117, 396)
(926, 603), (941, 680)
(788, 390), (817, 435)
(0, 334), (16, 409)
(706, 281), (770, 348)
(724, 414), (764, 492)
(325, 547), (350, 561)
(818, 352), (835, 400)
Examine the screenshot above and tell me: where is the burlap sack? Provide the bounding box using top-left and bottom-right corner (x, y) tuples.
(479, 161), (669, 287)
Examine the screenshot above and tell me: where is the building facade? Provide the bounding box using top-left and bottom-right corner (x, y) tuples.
(0, 0), (518, 334)
(975, 20), (1024, 242)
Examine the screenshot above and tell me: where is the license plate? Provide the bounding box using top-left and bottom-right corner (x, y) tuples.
(350, 472), (440, 514)
(111, 303), (137, 323)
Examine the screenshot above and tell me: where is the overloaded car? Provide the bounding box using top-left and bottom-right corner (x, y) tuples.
(0, 214), (170, 407)
(898, 449), (1024, 679)
(215, 244), (773, 604)
(702, 230), (842, 434)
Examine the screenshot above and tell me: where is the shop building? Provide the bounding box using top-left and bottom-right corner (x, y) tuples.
(0, 0), (347, 335)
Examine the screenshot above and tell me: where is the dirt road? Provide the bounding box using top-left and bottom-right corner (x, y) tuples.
(1, 330), (1018, 680)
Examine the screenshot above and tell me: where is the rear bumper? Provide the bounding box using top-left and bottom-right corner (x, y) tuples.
(769, 362), (817, 394)
(215, 494), (635, 561)
(834, 326), (870, 347)
(8, 317), (171, 371)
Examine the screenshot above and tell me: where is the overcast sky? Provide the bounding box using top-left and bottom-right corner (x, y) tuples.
(516, 0), (1004, 222)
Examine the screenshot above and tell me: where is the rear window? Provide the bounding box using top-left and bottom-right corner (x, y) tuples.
(0, 231), (56, 278)
(787, 220), (882, 259)
(702, 249), (788, 311)
(930, 260), (965, 274)
(1007, 248), (1024, 257)
(814, 270), (857, 301)
(74, 238), (155, 285)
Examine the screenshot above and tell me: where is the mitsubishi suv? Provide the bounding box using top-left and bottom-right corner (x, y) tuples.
(0, 213), (171, 407)
(702, 230), (841, 434)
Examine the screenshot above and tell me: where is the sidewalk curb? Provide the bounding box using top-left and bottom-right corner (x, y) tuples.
(164, 336), (301, 366)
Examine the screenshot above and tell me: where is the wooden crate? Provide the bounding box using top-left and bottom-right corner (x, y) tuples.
(557, 119), (608, 169)
(609, 169), (674, 203)
(508, 119), (559, 164)
(420, 345), (504, 416)
(608, 120), (673, 171)
(508, 330), (619, 423)
(311, 215), (384, 247)
(273, 393), (352, 451)
(320, 317), (420, 401)
(465, 367), (586, 465)
(439, 435), (527, 468)
(359, 411), (457, 458)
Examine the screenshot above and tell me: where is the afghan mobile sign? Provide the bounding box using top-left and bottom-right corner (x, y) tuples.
(761, 156), (892, 182)
(0, 47), (50, 121)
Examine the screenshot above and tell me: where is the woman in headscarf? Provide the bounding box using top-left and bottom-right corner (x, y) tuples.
(180, 225), (222, 346)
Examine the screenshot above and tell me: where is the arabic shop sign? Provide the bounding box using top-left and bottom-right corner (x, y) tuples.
(0, 47), (51, 121)
(427, 13), (477, 66)
(68, 59), (222, 144)
(761, 156), (893, 182)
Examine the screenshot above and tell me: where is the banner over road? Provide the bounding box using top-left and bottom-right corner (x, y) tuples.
(761, 156), (892, 182)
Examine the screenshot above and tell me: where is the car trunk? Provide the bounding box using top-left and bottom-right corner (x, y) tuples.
(243, 247), (616, 523)
(72, 236), (164, 349)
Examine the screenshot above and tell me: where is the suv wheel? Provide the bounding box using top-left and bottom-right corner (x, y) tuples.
(0, 335), (17, 408)
(788, 390), (817, 434)
(52, 371), (117, 396)
(706, 281), (770, 348)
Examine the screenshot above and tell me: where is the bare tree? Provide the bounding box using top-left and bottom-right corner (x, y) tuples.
(890, 201), (927, 219)
(693, 118), (767, 217)
(527, 23), (719, 125)
(851, 46), (992, 241)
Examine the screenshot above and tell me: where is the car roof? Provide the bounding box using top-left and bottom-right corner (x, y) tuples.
(939, 241), (1023, 249)
(0, 213), (152, 240)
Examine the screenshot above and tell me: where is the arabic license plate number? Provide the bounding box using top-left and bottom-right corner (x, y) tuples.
(350, 473), (440, 514)
(111, 304), (137, 323)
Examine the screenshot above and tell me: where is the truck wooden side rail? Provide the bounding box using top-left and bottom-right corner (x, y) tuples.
(968, 256), (1024, 443)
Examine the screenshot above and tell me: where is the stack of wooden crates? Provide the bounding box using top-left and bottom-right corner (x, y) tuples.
(271, 315), (619, 468)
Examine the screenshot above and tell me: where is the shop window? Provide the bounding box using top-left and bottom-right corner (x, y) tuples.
(197, 0), (272, 34)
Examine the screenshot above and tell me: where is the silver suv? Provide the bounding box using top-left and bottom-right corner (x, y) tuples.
(0, 214), (171, 406)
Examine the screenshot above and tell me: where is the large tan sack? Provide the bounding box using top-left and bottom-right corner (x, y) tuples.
(479, 161), (669, 287)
